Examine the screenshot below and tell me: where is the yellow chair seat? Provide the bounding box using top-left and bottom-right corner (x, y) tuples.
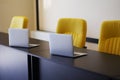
(99, 37), (120, 55)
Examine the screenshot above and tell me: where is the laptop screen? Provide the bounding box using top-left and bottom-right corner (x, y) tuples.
(49, 33), (74, 57)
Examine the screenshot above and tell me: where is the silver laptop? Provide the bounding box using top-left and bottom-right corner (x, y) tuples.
(8, 28), (39, 48)
(49, 33), (88, 58)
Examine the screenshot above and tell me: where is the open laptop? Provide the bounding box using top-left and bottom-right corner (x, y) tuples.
(8, 28), (39, 48)
(49, 33), (88, 58)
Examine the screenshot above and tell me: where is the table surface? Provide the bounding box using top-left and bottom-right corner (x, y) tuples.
(0, 32), (120, 80)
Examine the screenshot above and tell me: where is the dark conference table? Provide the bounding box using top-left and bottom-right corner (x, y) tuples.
(0, 32), (120, 80)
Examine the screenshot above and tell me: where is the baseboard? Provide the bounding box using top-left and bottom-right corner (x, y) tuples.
(30, 31), (50, 41)
(31, 31), (99, 43)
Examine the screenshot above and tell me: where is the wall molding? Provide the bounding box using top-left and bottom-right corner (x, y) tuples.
(31, 31), (99, 43)
(86, 37), (98, 44)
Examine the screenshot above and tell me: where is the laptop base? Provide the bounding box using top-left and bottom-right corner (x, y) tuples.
(51, 52), (88, 58)
(74, 52), (88, 58)
(28, 44), (40, 48)
(10, 43), (40, 49)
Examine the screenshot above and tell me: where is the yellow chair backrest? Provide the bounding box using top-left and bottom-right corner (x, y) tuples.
(56, 18), (87, 48)
(10, 16), (28, 29)
(98, 20), (120, 55)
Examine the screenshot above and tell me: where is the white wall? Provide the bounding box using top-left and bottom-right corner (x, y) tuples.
(39, 0), (120, 38)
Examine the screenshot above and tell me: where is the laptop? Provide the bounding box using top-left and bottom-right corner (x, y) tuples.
(49, 33), (88, 58)
(8, 28), (39, 48)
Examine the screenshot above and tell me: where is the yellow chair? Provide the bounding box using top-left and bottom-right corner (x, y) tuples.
(98, 20), (120, 55)
(56, 18), (87, 48)
(10, 16), (28, 29)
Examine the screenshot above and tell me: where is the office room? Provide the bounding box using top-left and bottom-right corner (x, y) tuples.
(0, 0), (120, 80)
